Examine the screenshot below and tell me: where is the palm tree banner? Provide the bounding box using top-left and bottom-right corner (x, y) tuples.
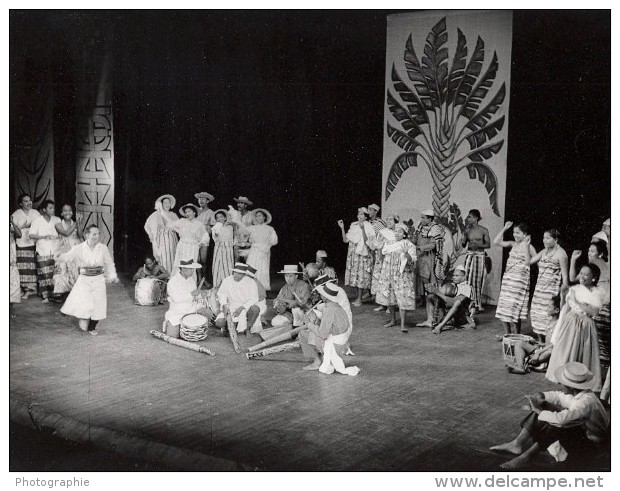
(382, 10), (512, 305)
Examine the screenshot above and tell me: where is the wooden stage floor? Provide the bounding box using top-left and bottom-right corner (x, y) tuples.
(9, 277), (611, 472)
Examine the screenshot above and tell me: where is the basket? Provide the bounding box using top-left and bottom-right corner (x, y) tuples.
(180, 313), (208, 342)
(502, 334), (535, 364)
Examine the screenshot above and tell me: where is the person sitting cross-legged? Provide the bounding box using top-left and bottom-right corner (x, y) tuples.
(163, 259), (203, 338)
(417, 264), (474, 333)
(491, 362), (610, 470)
(262, 264), (311, 327)
(215, 262), (261, 336)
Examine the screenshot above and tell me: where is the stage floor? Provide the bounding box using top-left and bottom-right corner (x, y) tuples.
(9, 277), (610, 471)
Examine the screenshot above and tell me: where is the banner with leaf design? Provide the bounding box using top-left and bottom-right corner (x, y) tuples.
(382, 10), (512, 305)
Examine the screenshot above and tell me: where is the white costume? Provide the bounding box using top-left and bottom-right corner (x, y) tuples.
(216, 274), (261, 333)
(165, 271), (198, 326)
(166, 218), (210, 274)
(59, 243), (118, 320)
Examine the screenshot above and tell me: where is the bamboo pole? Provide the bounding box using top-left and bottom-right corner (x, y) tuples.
(150, 330), (215, 356)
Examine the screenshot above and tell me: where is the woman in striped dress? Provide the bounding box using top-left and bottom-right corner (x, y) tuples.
(338, 207), (377, 307)
(53, 204), (83, 295)
(10, 217), (22, 304)
(368, 214), (398, 312)
(11, 193), (41, 299)
(494, 222), (537, 334)
(528, 229), (568, 342)
(211, 209), (235, 287)
(144, 194), (179, 273)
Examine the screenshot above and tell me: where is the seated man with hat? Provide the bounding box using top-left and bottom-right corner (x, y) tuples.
(215, 262), (261, 335)
(417, 264), (474, 333)
(298, 280), (359, 375)
(164, 258), (205, 339)
(262, 265), (311, 328)
(491, 361), (610, 470)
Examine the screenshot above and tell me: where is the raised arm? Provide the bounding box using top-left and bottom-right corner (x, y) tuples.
(569, 250), (581, 283)
(493, 221), (515, 248)
(337, 220), (348, 243)
(55, 221), (77, 237)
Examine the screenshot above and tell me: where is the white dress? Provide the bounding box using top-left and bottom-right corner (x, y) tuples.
(165, 272), (198, 326)
(144, 210), (179, 273)
(245, 224), (278, 290)
(59, 242), (118, 320)
(166, 218), (210, 273)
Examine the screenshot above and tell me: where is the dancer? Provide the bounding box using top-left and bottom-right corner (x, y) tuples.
(494, 222), (536, 335)
(215, 262), (261, 335)
(545, 263), (605, 391)
(368, 214), (398, 313)
(491, 362), (609, 470)
(232, 196), (255, 260)
(164, 259), (202, 339)
(166, 203), (210, 278)
(412, 209), (443, 303)
(195, 191), (216, 284)
(229, 207), (278, 290)
(29, 200), (61, 303)
(10, 216), (22, 304)
(461, 209), (490, 312)
(338, 207), (376, 307)
(53, 204), (83, 296)
(11, 193), (41, 298)
(144, 194), (179, 273)
(529, 229), (569, 342)
(376, 223), (417, 332)
(59, 224), (119, 335)
(211, 209), (235, 288)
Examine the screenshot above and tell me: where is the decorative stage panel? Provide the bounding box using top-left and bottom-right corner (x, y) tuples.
(13, 99), (55, 208)
(382, 10), (513, 304)
(75, 105), (114, 250)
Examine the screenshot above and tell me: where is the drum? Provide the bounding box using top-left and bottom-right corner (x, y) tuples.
(135, 278), (165, 306)
(502, 334), (535, 364)
(180, 313), (208, 342)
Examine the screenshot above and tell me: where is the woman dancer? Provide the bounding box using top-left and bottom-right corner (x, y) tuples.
(230, 208), (278, 290)
(338, 207), (376, 307)
(59, 224), (119, 335)
(545, 263), (605, 391)
(10, 216), (22, 304)
(53, 204), (83, 295)
(368, 214), (399, 313)
(529, 229), (568, 342)
(166, 203), (210, 277)
(11, 193), (41, 298)
(144, 194), (179, 273)
(494, 222), (536, 334)
(211, 209), (235, 288)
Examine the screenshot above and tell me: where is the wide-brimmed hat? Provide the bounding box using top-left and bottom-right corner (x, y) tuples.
(213, 208), (229, 220)
(155, 194), (176, 209)
(421, 208), (435, 217)
(194, 191), (215, 202)
(368, 204), (380, 212)
(180, 203), (200, 217)
(253, 208), (272, 224)
(278, 264), (302, 275)
(554, 362), (595, 390)
(177, 258), (201, 269)
(313, 273), (337, 289)
(603, 218), (610, 226)
(316, 250), (328, 259)
(592, 231), (609, 244)
(234, 196), (253, 206)
(395, 223), (409, 235)
(358, 207), (369, 214)
(244, 265), (258, 278)
(315, 282), (342, 303)
(231, 262), (249, 274)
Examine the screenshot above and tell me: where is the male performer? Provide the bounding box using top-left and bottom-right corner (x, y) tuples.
(215, 262), (261, 335)
(163, 258), (203, 339)
(232, 196), (255, 260)
(298, 281), (359, 375)
(417, 265), (474, 333)
(412, 209), (444, 300)
(491, 362), (609, 470)
(262, 265), (311, 327)
(461, 209), (490, 312)
(195, 191), (216, 285)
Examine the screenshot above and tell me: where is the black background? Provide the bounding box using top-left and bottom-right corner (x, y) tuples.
(10, 10), (610, 275)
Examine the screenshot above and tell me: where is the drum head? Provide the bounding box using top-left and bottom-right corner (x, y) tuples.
(182, 313), (207, 328)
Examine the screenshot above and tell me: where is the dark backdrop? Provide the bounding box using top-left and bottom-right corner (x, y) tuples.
(10, 10), (611, 276)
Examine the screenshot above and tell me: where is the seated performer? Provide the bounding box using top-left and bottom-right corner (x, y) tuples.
(263, 265), (311, 327)
(491, 362), (610, 470)
(133, 254), (170, 281)
(417, 265), (474, 333)
(298, 281), (359, 375)
(507, 295), (560, 375)
(215, 262), (261, 335)
(164, 259), (203, 338)
(303, 250), (337, 281)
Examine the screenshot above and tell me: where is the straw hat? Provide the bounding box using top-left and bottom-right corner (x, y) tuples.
(244, 265), (258, 278)
(177, 258), (201, 269)
(213, 208), (229, 220)
(592, 231), (609, 244)
(315, 282), (343, 303)
(194, 191), (215, 202)
(395, 223), (409, 234)
(231, 262), (249, 274)
(421, 208), (435, 217)
(313, 273), (337, 289)
(234, 196), (253, 206)
(180, 203), (200, 217)
(253, 208), (272, 224)
(278, 264), (302, 275)
(358, 207), (369, 214)
(316, 250), (328, 259)
(368, 204), (380, 212)
(554, 362), (595, 390)
(603, 218), (610, 226)
(155, 194), (176, 209)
